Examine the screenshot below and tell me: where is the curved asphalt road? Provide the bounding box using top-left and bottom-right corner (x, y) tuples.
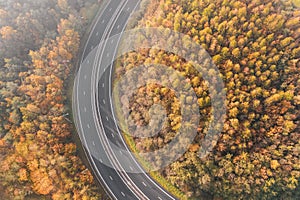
(73, 0), (177, 199)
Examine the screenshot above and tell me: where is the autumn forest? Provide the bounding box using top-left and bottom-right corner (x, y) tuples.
(0, 0), (299, 200)
(114, 0), (300, 199)
(0, 0), (105, 199)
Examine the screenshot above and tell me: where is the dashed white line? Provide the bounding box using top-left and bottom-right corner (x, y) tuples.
(92, 141), (95, 146)
(119, 150), (123, 155)
(106, 53), (110, 57)
(103, 99), (106, 104)
(87, 60), (90, 64)
(75, 2), (170, 199)
(111, 133), (115, 138)
(83, 91), (86, 96)
(129, 166), (134, 171)
(87, 124), (90, 129)
(110, 39), (114, 44)
(101, 19), (105, 24)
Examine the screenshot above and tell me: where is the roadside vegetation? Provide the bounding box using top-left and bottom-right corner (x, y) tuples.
(113, 0), (300, 199)
(0, 0), (105, 199)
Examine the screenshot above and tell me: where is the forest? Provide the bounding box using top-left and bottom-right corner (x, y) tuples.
(113, 0), (300, 199)
(1, 0), (299, 199)
(0, 0), (105, 199)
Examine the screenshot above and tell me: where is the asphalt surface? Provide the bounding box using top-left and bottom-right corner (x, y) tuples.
(73, 0), (177, 199)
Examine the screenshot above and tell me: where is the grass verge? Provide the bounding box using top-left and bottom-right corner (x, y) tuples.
(112, 70), (188, 200)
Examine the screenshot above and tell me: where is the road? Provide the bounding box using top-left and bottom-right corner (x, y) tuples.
(72, 0), (177, 199)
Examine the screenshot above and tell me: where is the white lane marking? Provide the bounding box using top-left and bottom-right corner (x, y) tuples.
(77, 1), (141, 197)
(142, 182), (147, 187)
(87, 124), (90, 129)
(109, 176), (113, 180)
(102, 83), (105, 87)
(121, 192), (125, 197)
(84, 107), (87, 112)
(81, 1), (165, 198)
(119, 150), (123, 155)
(83, 91), (86, 96)
(158, 197), (162, 200)
(117, 25), (120, 29)
(106, 116), (109, 121)
(109, 7), (112, 11)
(87, 60), (90, 64)
(110, 39), (114, 44)
(84, 75), (87, 80)
(111, 133), (115, 138)
(101, 19), (105, 24)
(96, 32), (99, 36)
(99, 159), (103, 163)
(92, 141), (95, 146)
(106, 53), (110, 57)
(129, 166), (134, 171)
(103, 99), (106, 104)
